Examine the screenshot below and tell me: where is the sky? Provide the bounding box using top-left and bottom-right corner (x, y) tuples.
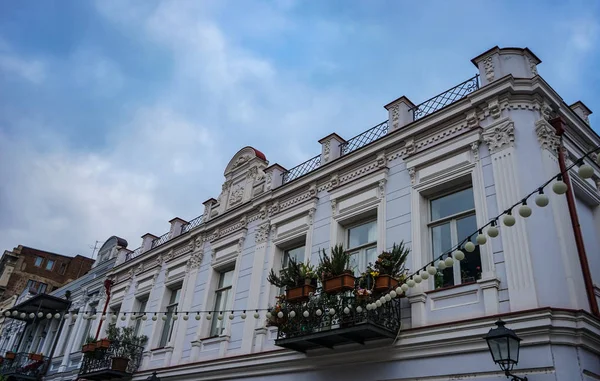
(0, 0), (599, 258)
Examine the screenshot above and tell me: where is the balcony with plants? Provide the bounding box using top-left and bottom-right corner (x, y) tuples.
(0, 351), (50, 380)
(266, 243), (409, 352)
(78, 326), (147, 380)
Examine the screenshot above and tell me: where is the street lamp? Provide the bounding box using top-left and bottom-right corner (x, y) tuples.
(146, 371), (161, 381)
(484, 320), (527, 381)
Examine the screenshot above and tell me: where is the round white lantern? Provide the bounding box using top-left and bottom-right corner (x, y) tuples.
(37, 312), (44, 318)
(503, 214), (516, 226)
(356, 306), (363, 313)
(161, 315), (167, 321)
(344, 307), (350, 315)
(289, 311), (296, 318)
(152, 315), (157, 321)
(487, 226), (499, 238)
(375, 300), (382, 307)
(206, 314), (212, 321)
(29, 313), (35, 319)
(413, 275), (422, 283)
(420, 270), (429, 280)
(254, 312), (260, 319)
(173, 314), (179, 320)
(328, 308), (336, 316)
(316, 309), (322, 316)
(553, 180), (568, 194)
(20, 313), (26, 319)
(437, 260), (447, 270)
(390, 290), (397, 298)
(195, 314), (201, 320)
(407, 279), (416, 288)
(241, 313), (247, 319)
(217, 314), (223, 320)
(54, 313), (61, 319)
(183, 314), (189, 321)
(427, 266), (437, 275)
(476, 233), (487, 245)
(535, 193), (549, 207)
(519, 204), (532, 218)
(385, 294), (392, 302)
(303, 311), (309, 318)
(444, 256), (454, 267)
(401, 283), (409, 292)
(453, 250), (465, 261)
(46, 313), (53, 320)
(277, 311), (284, 319)
(142, 315), (148, 321)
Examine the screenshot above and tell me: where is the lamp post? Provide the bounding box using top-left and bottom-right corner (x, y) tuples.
(146, 371), (161, 381)
(484, 320), (527, 381)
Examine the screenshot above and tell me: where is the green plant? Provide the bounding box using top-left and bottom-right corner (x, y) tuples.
(267, 257), (314, 290)
(299, 262), (317, 280)
(84, 336), (96, 345)
(373, 242), (410, 278)
(318, 244), (352, 280)
(106, 326), (148, 360)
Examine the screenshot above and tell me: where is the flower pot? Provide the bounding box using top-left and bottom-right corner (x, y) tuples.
(111, 357), (130, 372)
(374, 275), (399, 292)
(5, 352), (15, 360)
(82, 343), (96, 353)
(286, 284), (316, 303)
(96, 339), (111, 350)
(323, 274), (355, 294)
(28, 353), (43, 361)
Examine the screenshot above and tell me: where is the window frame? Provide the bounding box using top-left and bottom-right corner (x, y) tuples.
(133, 297), (148, 337)
(345, 218), (378, 275)
(34, 257), (43, 267)
(158, 286), (181, 348)
(58, 263), (67, 275)
(45, 259), (55, 271)
(210, 269), (234, 337)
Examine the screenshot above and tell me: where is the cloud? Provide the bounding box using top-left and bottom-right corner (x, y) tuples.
(0, 54), (45, 84)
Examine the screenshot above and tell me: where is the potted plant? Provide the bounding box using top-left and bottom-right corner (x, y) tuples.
(265, 296), (288, 328)
(109, 327), (147, 373)
(267, 258), (317, 303)
(5, 351), (15, 360)
(318, 244), (355, 294)
(373, 242), (410, 292)
(28, 352), (43, 361)
(96, 337), (111, 350)
(82, 336), (97, 354)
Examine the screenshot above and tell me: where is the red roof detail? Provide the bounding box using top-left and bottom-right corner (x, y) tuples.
(252, 148), (267, 161)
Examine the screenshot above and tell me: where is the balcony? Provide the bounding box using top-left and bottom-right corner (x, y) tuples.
(78, 340), (144, 380)
(273, 292), (402, 352)
(0, 352), (50, 380)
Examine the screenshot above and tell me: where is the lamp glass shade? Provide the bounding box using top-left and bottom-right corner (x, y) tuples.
(484, 320), (521, 372)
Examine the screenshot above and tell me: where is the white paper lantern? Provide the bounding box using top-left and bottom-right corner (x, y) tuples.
(195, 314), (201, 320)
(217, 314), (223, 320)
(413, 275), (422, 283)
(241, 313), (247, 319)
(453, 250), (465, 261)
(316, 309), (322, 316)
(578, 164), (594, 179)
(420, 270), (429, 280)
(437, 260), (447, 270)
(328, 308), (336, 316)
(4, 311), (10, 317)
(54, 313), (61, 319)
(444, 256), (454, 267)
(111, 314), (117, 321)
(401, 283), (409, 292)
(395, 286), (402, 294)
(206, 314), (212, 320)
(476, 233), (487, 245)
(130, 314), (137, 321)
(12, 311), (18, 317)
(344, 307), (350, 315)
(487, 226), (499, 238)
(122, 315), (128, 321)
(464, 241), (476, 252)
(161, 315), (167, 321)
(535, 193), (549, 207)
(37, 312), (44, 318)
(553, 180), (568, 194)
(427, 266), (437, 275)
(303, 311), (309, 318)
(366, 304), (372, 311)
(385, 294), (392, 302)
(289, 311), (296, 318)
(73, 314), (79, 320)
(356, 306), (363, 313)
(142, 315), (148, 321)
(254, 312), (260, 319)
(46, 313), (53, 320)
(183, 314), (189, 321)
(407, 279), (416, 288)
(20, 313), (26, 319)
(390, 290), (397, 298)
(152, 315), (157, 321)
(276, 311), (283, 319)
(173, 314), (179, 320)
(519, 204), (532, 218)
(503, 214), (516, 226)
(375, 300), (382, 307)
(29, 313), (35, 319)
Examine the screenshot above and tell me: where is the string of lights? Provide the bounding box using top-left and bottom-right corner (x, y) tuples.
(3, 146), (599, 321)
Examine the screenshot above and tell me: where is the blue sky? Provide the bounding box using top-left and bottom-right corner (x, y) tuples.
(0, 0), (598, 257)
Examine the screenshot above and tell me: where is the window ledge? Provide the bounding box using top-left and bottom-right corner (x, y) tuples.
(150, 346), (173, 354)
(425, 281), (477, 295)
(196, 334), (230, 344)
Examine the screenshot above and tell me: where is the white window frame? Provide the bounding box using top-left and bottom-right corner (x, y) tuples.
(158, 286), (181, 348)
(210, 268), (234, 337)
(346, 219), (378, 275)
(133, 297), (148, 337)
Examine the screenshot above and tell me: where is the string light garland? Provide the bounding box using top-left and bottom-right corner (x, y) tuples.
(1, 147), (598, 321)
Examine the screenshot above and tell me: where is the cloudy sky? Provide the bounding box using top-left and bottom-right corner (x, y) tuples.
(0, 0), (598, 257)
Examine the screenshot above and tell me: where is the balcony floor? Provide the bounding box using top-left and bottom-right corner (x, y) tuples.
(78, 369), (132, 381)
(275, 322), (398, 352)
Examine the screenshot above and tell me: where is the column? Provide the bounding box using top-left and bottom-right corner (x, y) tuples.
(240, 222), (270, 353)
(170, 249), (203, 364)
(482, 118), (538, 311)
(59, 311), (83, 371)
(54, 314), (72, 358)
(41, 319), (58, 355)
(407, 289), (427, 327)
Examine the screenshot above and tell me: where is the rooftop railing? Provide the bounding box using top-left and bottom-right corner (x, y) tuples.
(281, 154), (321, 184)
(340, 120), (389, 156)
(409, 74), (479, 121)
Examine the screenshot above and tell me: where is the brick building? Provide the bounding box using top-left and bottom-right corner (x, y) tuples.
(0, 245), (94, 302)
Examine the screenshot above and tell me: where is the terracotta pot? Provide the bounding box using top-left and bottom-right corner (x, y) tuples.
(5, 352), (15, 360)
(82, 343), (96, 353)
(111, 357), (130, 372)
(323, 274), (355, 294)
(374, 275), (399, 292)
(28, 353), (43, 361)
(96, 339), (111, 349)
(286, 284), (316, 303)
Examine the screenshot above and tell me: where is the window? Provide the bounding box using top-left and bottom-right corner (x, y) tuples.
(347, 220), (378, 275)
(80, 305), (97, 346)
(429, 187), (482, 288)
(279, 246), (305, 294)
(133, 298), (148, 337)
(45, 259), (55, 271)
(34, 257), (43, 267)
(158, 287), (181, 347)
(210, 269), (234, 337)
(26, 280), (48, 294)
(59, 263), (67, 275)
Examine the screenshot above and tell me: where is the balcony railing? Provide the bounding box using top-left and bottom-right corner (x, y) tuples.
(273, 291), (402, 352)
(0, 352), (50, 380)
(79, 340), (144, 380)
(409, 74), (479, 121)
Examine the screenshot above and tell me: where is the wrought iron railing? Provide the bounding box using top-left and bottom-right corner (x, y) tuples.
(273, 291), (401, 341)
(340, 120), (389, 156)
(79, 340), (144, 377)
(182, 215), (203, 234)
(281, 154), (321, 184)
(0, 352), (50, 380)
(150, 231), (170, 249)
(125, 247), (141, 261)
(409, 74), (479, 121)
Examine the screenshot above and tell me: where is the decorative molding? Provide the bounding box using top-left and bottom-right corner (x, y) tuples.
(323, 140), (331, 163)
(526, 54), (538, 76)
(331, 198), (337, 216)
(134, 263), (144, 275)
(232, 155), (252, 169)
(378, 179), (387, 198)
(187, 250), (204, 271)
(246, 166), (258, 180)
(408, 167), (416, 185)
(488, 98), (501, 119)
(255, 223), (270, 244)
(466, 110), (478, 128)
(482, 119), (515, 154)
(471, 141), (480, 162)
(390, 103), (401, 131)
(402, 137), (416, 159)
(229, 185), (244, 206)
(265, 172), (272, 191)
(483, 55), (494, 82)
(535, 119), (560, 154)
(307, 207), (316, 226)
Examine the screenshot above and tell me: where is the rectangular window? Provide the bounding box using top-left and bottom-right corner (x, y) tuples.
(59, 263), (67, 275)
(38, 283), (47, 294)
(26, 280), (47, 294)
(347, 220), (377, 275)
(210, 269), (234, 337)
(279, 246), (305, 294)
(158, 287), (181, 347)
(133, 298), (148, 337)
(429, 187), (482, 288)
(45, 259), (55, 271)
(34, 257), (43, 267)
(80, 305), (97, 346)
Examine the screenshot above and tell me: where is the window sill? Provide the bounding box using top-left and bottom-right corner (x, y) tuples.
(197, 334), (230, 343)
(425, 281), (477, 295)
(150, 346), (173, 354)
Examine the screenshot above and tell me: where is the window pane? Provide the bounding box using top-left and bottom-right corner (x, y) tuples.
(348, 221), (377, 249)
(348, 251), (359, 275)
(211, 290), (228, 336)
(218, 270), (234, 288)
(38, 283), (47, 294)
(457, 214), (482, 282)
(432, 223), (453, 288)
(34, 257), (43, 267)
(366, 247), (378, 267)
(431, 188), (474, 221)
(283, 246), (305, 268)
(169, 288), (181, 305)
(45, 260), (54, 270)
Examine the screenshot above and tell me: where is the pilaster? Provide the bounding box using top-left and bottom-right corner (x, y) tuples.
(407, 290), (427, 327)
(477, 277), (501, 315)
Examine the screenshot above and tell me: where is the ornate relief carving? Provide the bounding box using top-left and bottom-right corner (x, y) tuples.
(309, 183), (317, 197)
(255, 223), (270, 244)
(483, 56), (494, 82)
(540, 101), (552, 121)
(526, 55), (538, 76)
(152, 270), (159, 283)
(466, 110), (478, 128)
(134, 263), (144, 275)
(376, 152), (387, 168)
(195, 236), (204, 251)
(323, 140), (331, 163)
(164, 249), (174, 262)
(229, 185), (244, 206)
(535, 120), (560, 154)
(308, 208), (316, 226)
(187, 250), (204, 271)
(471, 141), (480, 162)
(378, 179), (387, 198)
(595, 178), (600, 192)
(246, 166), (258, 180)
(265, 171), (272, 191)
(217, 180), (232, 205)
(237, 236), (246, 254)
(408, 167), (416, 185)
(482, 120), (515, 154)
(402, 138), (416, 158)
(330, 173), (339, 188)
(331, 198), (337, 216)
(390, 103), (401, 130)
(488, 99), (501, 119)
(232, 155), (252, 169)
(268, 201), (279, 217)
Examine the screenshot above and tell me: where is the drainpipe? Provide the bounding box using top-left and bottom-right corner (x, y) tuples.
(550, 117), (600, 317)
(94, 279), (114, 340)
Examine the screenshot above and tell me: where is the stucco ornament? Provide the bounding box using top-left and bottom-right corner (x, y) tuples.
(466, 110), (478, 128)
(488, 99), (501, 119)
(407, 167), (416, 185)
(483, 56), (494, 82)
(526, 55), (538, 76)
(535, 120), (560, 154)
(482, 120), (515, 154)
(323, 140), (331, 163)
(471, 141), (480, 161)
(378, 179), (387, 198)
(187, 250), (204, 271)
(402, 137), (416, 158)
(229, 185), (244, 206)
(390, 103), (401, 130)
(265, 171), (272, 191)
(330, 198), (337, 215)
(232, 155), (252, 169)
(255, 223), (270, 244)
